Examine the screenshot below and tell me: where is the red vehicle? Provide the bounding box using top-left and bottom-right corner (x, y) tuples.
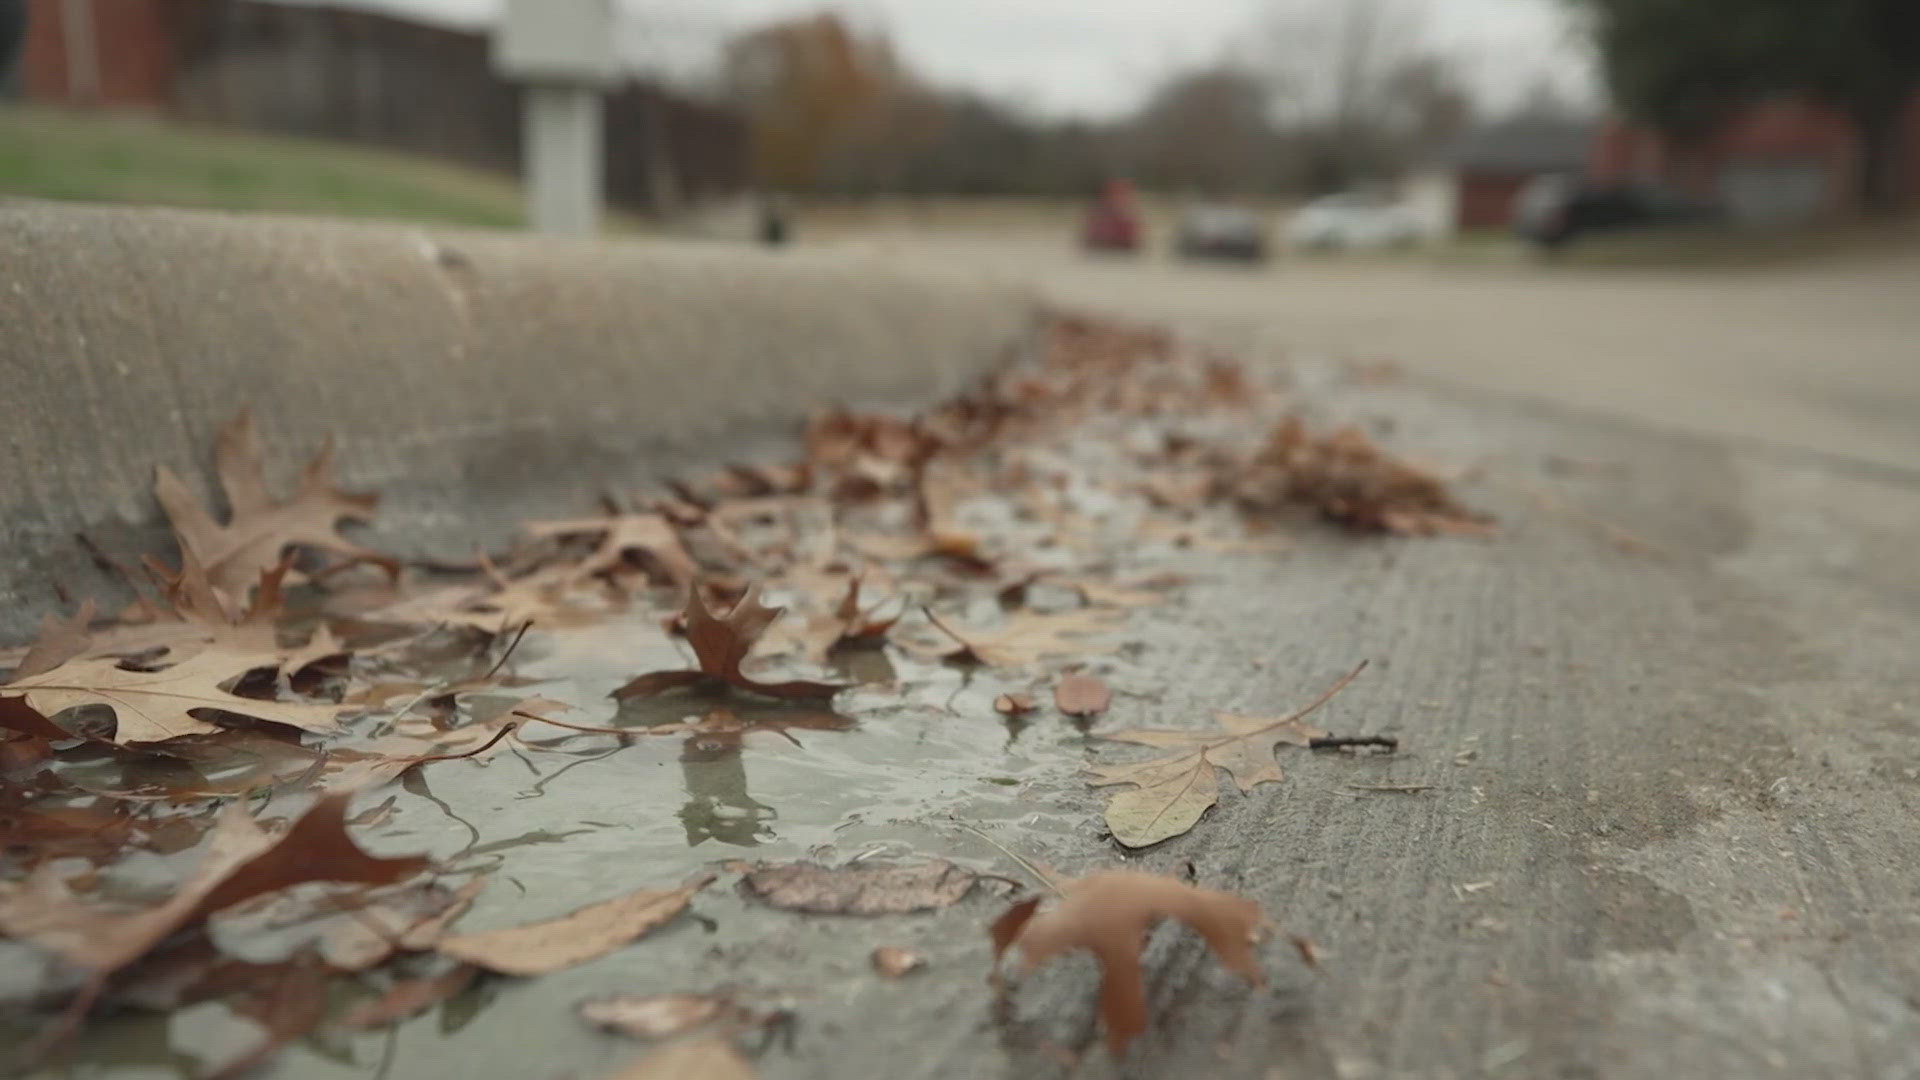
(1081, 179), (1142, 252)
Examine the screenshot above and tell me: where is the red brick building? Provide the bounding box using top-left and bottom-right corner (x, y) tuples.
(1592, 92), (1920, 223)
(20, 0), (198, 108)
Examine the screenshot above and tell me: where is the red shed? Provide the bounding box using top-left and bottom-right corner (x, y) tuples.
(1444, 116), (1598, 231)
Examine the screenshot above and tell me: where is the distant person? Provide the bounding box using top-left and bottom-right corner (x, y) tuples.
(0, 0), (25, 97)
(758, 193), (790, 246)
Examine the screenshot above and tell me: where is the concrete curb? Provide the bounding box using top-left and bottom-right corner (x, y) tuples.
(1, 203), (1039, 629)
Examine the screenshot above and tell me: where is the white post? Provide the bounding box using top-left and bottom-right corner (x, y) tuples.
(493, 0), (617, 237)
(524, 84), (604, 237)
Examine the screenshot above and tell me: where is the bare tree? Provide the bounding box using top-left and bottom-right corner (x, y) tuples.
(1128, 65), (1278, 194)
(1251, 0), (1469, 189)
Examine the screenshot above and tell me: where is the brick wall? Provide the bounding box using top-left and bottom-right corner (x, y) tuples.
(21, 0), (196, 108)
(1456, 172), (1528, 231)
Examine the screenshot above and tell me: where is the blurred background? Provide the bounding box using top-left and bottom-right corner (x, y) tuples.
(3, 1), (1917, 471)
(2, 0), (1914, 248)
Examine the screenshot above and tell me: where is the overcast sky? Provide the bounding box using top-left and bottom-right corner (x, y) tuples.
(302, 0), (1597, 118)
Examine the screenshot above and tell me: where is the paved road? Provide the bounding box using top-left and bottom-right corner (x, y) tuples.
(825, 233), (1920, 474)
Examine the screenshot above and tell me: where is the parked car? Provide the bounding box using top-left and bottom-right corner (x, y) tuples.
(1175, 204), (1268, 262)
(1514, 179), (1724, 248)
(1081, 179), (1143, 253)
(1284, 193), (1425, 250)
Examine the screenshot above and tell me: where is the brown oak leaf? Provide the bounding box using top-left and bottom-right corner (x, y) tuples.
(154, 411), (398, 600)
(612, 586), (845, 703)
(1, 616), (351, 745)
(990, 871), (1267, 1055)
(526, 513), (701, 589)
(1089, 663), (1364, 847)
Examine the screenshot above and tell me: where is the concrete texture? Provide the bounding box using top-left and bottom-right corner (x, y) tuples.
(5, 207), (1919, 1079)
(0, 203), (1036, 628)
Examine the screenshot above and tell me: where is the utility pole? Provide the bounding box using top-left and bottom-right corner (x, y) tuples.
(493, 0), (619, 237)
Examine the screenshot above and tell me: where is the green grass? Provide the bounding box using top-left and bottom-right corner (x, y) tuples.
(0, 105), (527, 228)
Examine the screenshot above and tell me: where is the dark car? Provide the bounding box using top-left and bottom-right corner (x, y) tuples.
(1515, 179), (1723, 248)
(1175, 204), (1268, 262)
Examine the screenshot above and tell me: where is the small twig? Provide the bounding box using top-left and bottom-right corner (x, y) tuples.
(945, 818), (1064, 896)
(1309, 734), (1398, 752)
(403, 723), (519, 765)
(1346, 782), (1433, 793)
(483, 620), (533, 680)
(919, 605), (975, 650)
(509, 708), (690, 738)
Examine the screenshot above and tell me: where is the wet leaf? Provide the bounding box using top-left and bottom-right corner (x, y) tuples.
(871, 945), (925, 977)
(741, 860), (980, 915)
(154, 411), (398, 599)
(580, 992), (727, 1040)
(612, 586), (845, 703)
(991, 871), (1266, 1055)
(1054, 673), (1111, 718)
(438, 873), (712, 976)
(202, 956), (332, 1080)
(993, 692), (1037, 717)
(332, 964), (477, 1031)
(1088, 664), (1364, 847)
(0, 793), (428, 982)
(601, 1036), (759, 1080)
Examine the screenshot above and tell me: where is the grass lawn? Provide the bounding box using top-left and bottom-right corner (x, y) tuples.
(0, 105), (527, 228)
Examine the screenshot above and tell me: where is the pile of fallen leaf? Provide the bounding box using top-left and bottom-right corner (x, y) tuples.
(0, 315), (1484, 1074)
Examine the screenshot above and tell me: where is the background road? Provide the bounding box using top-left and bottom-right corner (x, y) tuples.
(825, 231), (1920, 474)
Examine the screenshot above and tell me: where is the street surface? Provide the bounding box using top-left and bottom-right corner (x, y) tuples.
(823, 231), (1920, 474)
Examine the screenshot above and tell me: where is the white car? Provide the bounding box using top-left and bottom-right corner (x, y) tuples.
(1284, 193), (1427, 251)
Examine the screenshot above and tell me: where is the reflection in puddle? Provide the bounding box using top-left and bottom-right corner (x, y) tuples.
(18, 608), (1109, 1080)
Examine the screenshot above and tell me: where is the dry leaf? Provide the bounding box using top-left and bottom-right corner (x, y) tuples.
(1054, 674), (1112, 718)
(0, 793), (428, 982)
(526, 513), (701, 589)
(155, 412), (398, 599)
(1089, 663), (1364, 847)
(332, 964), (477, 1031)
(8, 602), (97, 681)
(741, 860), (980, 915)
(907, 608), (1121, 668)
(580, 993), (728, 1040)
(1240, 418), (1492, 536)
(438, 874), (712, 976)
(601, 1037), (759, 1080)
(2, 646), (349, 745)
(871, 945), (925, 977)
(991, 871), (1266, 1054)
(612, 586), (845, 703)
